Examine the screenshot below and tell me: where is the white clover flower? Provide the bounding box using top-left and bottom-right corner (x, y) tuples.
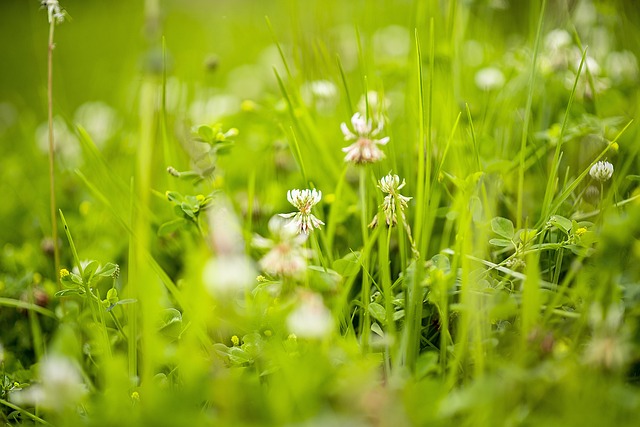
(279, 189), (324, 234)
(203, 197), (257, 295)
(301, 80), (339, 113)
(286, 292), (333, 339)
(474, 67), (505, 91)
(302, 80), (338, 100)
(36, 116), (81, 168)
(202, 255), (257, 295)
(41, 0), (65, 24)
(340, 112), (389, 164)
(254, 216), (312, 278)
(11, 355), (87, 412)
(545, 29), (572, 52)
(583, 304), (630, 371)
(577, 55), (601, 76)
(372, 173), (412, 227)
(605, 51), (639, 84)
(208, 199), (246, 256)
(589, 160), (614, 182)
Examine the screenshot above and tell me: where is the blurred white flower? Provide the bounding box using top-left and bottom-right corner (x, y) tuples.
(301, 80), (339, 113)
(279, 189), (324, 235)
(254, 216), (312, 278)
(202, 255), (257, 295)
(564, 53), (610, 98)
(341, 112), (389, 164)
(188, 93), (240, 125)
(11, 355), (86, 412)
(357, 91), (389, 121)
(589, 160), (613, 182)
(303, 80), (338, 99)
(576, 55), (601, 76)
(540, 29), (575, 74)
(203, 197), (257, 295)
(208, 199), (246, 256)
(474, 67), (505, 91)
(606, 51), (639, 84)
(584, 304), (630, 371)
(74, 101), (120, 147)
(545, 29), (572, 51)
(287, 292), (333, 339)
(36, 116), (81, 168)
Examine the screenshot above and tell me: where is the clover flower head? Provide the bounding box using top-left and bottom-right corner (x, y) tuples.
(378, 173), (406, 194)
(286, 292), (333, 339)
(589, 160), (613, 182)
(202, 255), (257, 295)
(584, 304), (630, 371)
(545, 29), (572, 52)
(11, 355), (87, 412)
(475, 67), (505, 91)
(253, 216), (312, 278)
(340, 112), (389, 164)
(373, 172), (412, 227)
(279, 189), (324, 234)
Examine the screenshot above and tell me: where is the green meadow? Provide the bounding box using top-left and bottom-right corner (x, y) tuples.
(1, 0), (640, 425)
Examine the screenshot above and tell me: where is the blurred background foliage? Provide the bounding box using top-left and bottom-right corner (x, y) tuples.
(2, 0), (640, 425)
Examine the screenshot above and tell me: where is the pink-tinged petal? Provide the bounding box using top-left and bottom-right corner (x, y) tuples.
(340, 122), (355, 140)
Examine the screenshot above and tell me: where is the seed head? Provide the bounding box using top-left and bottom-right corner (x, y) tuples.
(41, 0), (65, 24)
(375, 173), (412, 227)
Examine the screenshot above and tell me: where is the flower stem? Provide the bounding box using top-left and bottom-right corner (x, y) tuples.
(0, 398), (52, 426)
(359, 167), (371, 352)
(47, 17), (60, 286)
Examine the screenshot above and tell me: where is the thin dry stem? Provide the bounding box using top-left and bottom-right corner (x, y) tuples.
(47, 19), (60, 286)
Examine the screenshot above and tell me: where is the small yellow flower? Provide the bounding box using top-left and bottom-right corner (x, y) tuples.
(231, 335), (240, 346)
(131, 391), (140, 403)
(59, 268), (70, 280)
(609, 142), (619, 152)
(575, 227), (587, 236)
(196, 194), (205, 203)
(264, 330), (273, 337)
